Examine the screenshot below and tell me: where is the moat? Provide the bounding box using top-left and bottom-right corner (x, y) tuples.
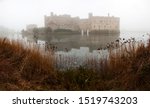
(22, 31), (148, 52)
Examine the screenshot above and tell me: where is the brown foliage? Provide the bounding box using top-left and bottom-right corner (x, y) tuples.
(0, 38), (150, 90)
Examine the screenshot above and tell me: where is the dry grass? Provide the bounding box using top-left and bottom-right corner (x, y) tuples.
(0, 38), (55, 90)
(0, 37), (150, 90)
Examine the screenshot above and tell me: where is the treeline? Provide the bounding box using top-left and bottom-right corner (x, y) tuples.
(21, 27), (80, 37)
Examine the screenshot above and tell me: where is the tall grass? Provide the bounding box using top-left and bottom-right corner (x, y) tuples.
(0, 38), (55, 90)
(0, 37), (150, 90)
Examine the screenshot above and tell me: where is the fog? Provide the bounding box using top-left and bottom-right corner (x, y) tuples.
(0, 0), (150, 31)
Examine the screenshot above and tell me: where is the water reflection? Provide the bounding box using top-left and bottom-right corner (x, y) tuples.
(30, 34), (120, 52)
(21, 32), (150, 69)
(2, 31), (150, 68)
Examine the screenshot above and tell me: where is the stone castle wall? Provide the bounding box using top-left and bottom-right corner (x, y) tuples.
(44, 12), (120, 33)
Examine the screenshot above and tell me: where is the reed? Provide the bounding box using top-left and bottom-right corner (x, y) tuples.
(0, 37), (150, 90)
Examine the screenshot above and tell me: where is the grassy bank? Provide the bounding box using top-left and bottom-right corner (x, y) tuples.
(0, 37), (150, 90)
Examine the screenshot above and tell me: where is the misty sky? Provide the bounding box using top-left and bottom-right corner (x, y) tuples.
(0, 0), (150, 31)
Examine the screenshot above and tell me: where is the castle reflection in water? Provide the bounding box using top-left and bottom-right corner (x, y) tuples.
(31, 34), (120, 52)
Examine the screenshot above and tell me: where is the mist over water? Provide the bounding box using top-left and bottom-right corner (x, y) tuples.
(0, 25), (149, 68)
(0, 0), (150, 31)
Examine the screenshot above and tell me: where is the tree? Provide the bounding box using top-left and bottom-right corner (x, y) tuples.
(33, 28), (39, 43)
(45, 27), (52, 36)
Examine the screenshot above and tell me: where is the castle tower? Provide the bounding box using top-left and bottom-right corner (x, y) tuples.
(44, 15), (47, 27)
(88, 13), (93, 18)
(51, 12), (54, 16)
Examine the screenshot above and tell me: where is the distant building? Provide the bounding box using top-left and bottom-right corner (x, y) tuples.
(44, 12), (120, 34)
(86, 13), (120, 32)
(26, 24), (37, 31)
(44, 12), (80, 31)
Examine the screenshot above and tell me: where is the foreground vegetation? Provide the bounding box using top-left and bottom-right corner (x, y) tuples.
(0, 37), (150, 90)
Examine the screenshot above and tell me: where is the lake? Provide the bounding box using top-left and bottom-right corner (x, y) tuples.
(1, 31), (150, 68)
(21, 31), (150, 68)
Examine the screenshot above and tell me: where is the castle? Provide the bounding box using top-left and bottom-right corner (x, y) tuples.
(44, 12), (120, 34)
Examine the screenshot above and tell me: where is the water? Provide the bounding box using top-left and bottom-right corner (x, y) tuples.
(1, 31), (150, 68)
(23, 31), (150, 68)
